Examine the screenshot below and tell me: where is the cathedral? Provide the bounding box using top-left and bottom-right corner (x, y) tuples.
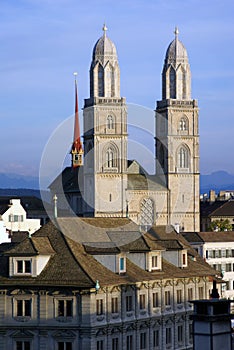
(50, 26), (200, 233)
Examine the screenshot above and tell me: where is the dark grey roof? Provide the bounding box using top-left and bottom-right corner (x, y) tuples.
(183, 232), (205, 244)
(0, 219), (218, 289)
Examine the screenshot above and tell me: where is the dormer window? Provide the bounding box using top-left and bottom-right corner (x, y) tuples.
(147, 252), (162, 272)
(152, 255), (158, 269)
(119, 256), (126, 273)
(16, 259), (32, 275)
(181, 250), (188, 268)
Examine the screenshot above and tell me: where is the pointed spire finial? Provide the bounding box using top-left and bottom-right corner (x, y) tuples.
(102, 23), (108, 36)
(71, 72), (83, 167)
(73, 71), (78, 81)
(174, 26), (179, 38)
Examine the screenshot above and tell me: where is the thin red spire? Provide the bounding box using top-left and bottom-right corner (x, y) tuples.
(71, 73), (83, 167)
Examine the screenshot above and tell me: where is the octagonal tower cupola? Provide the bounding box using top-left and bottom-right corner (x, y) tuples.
(162, 28), (191, 100)
(90, 24), (120, 98)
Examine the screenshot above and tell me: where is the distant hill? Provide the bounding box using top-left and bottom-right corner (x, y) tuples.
(0, 188), (50, 202)
(200, 171), (234, 194)
(0, 173), (39, 189)
(0, 170), (234, 195)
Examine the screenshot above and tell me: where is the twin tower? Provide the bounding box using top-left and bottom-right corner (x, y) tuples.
(66, 26), (200, 232)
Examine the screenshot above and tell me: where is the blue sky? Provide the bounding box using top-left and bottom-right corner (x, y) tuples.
(0, 0), (234, 178)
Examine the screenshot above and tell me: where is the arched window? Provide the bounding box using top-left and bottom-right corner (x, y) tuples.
(111, 65), (115, 97)
(177, 146), (189, 168)
(140, 198), (154, 227)
(179, 118), (187, 131)
(98, 65), (104, 97)
(106, 148), (114, 168)
(169, 68), (176, 99)
(107, 115), (114, 129)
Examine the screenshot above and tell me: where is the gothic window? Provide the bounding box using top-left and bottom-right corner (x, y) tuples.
(177, 67), (184, 99)
(107, 115), (114, 129)
(106, 148), (114, 167)
(179, 118), (187, 131)
(169, 67), (176, 99)
(104, 143), (118, 170)
(140, 198), (154, 227)
(111, 66), (115, 97)
(98, 65), (104, 97)
(177, 146), (189, 169)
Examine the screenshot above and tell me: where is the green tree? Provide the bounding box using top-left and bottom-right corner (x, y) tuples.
(209, 219), (232, 232)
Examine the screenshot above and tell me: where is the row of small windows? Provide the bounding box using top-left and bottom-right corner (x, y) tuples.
(211, 263), (234, 273)
(14, 326), (192, 350)
(12, 287), (200, 321)
(96, 324), (192, 350)
(96, 287), (199, 316)
(206, 249), (234, 259)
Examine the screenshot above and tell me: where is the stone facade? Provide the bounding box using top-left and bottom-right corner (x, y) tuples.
(50, 27), (200, 233)
(0, 219), (216, 350)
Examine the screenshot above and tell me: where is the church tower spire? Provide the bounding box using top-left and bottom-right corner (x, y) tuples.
(71, 73), (83, 167)
(156, 29), (200, 232)
(89, 24), (120, 98)
(162, 27), (191, 100)
(83, 26), (127, 217)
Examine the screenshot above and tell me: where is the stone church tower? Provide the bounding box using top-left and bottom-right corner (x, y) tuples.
(83, 25), (128, 217)
(50, 27), (200, 232)
(156, 28), (200, 232)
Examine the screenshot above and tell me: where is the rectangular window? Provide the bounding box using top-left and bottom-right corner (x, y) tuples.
(17, 299), (31, 317)
(112, 338), (119, 350)
(96, 299), (104, 316)
(188, 288), (193, 301)
(58, 342), (72, 350)
(182, 253), (186, 265)
(111, 297), (118, 314)
(139, 294), (146, 310)
(165, 291), (170, 306)
(177, 289), (182, 304)
(152, 255), (158, 269)
(9, 215), (23, 223)
(16, 341), (31, 350)
(166, 328), (172, 345)
(177, 325), (183, 343)
(96, 340), (103, 350)
(58, 300), (73, 317)
(119, 257), (125, 272)
(198, 286), (204, 299)
(140, 332), (146, 349)
(126, 335), (133, 350)
(226, 263), (232, 272)
(153, 329), (159, 347)
(126, 295), (133, 312)
(16, 260), (31, 274)
(152, 292), (159, 308)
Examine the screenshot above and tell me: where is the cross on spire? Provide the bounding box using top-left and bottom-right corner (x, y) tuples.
(174, 26), (179, 39)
